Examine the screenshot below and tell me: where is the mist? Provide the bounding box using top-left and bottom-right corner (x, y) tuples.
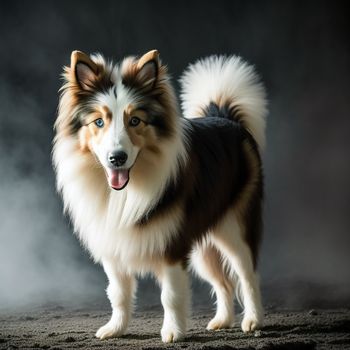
(0, 82), (106, 309)
(0, 0), (349, 311)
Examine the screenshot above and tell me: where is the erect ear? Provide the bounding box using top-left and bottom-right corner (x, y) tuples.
(71, 50), (98, 90)
(136, 50), (159, 88)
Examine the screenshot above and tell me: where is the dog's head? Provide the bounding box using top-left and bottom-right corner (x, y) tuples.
(57, 50), (178, 190)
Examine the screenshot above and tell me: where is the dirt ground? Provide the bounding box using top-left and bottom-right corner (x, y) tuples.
(1, 304), (349, 350)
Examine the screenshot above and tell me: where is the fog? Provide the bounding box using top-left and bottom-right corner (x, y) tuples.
(0, 0), (349, 310)
(0, 82), (105, 308)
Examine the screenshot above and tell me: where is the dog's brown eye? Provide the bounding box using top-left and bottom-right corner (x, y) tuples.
(129, 116), (141, 127)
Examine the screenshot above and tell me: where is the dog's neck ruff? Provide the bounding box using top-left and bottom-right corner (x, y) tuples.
(53, 118), (188, 259)
(106, 120), (188, 229)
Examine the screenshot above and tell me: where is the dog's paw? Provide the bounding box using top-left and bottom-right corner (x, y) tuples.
(241, 314), (262, 333)
(207, 316), (233, 330)
(161, 326), (184, 343)
(95, 321), (125, 340)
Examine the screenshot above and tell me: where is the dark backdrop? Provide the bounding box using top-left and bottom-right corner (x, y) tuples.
(0, 0), (349, 310)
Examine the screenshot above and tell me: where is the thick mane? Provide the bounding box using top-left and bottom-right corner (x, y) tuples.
(52, 52), (188, 264)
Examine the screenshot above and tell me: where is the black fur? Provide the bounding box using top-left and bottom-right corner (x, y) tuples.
(137, 109), (264, 268)
(205, 101), (241, 121)
(166, 117), (247, 262)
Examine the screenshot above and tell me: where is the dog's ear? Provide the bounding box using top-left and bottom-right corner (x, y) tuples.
(71, 50), (98, 90)
(136, 50), (159, 88)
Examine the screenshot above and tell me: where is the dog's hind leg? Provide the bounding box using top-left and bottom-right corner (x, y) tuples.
(190, 240), (235, 330)
(96, 258), (136, 339)
(156, 263), (190, 343)
(212, 211), (264, 333)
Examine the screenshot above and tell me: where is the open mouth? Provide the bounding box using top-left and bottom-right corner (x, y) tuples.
(105, 168), (130, 191)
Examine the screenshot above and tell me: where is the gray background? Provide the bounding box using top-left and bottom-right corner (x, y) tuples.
(0, 0), (349, 311)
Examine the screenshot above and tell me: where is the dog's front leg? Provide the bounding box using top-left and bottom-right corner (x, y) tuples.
(96, 258), (136, 340)
(157, 263), (190, 343)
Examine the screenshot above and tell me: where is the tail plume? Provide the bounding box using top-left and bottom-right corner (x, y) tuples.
(180, 55), (267, 150)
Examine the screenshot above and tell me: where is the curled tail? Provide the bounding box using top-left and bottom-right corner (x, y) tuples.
(180, 55), (267, 150)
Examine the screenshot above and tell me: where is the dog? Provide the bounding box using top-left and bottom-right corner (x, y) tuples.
(53, 49), (267, 343)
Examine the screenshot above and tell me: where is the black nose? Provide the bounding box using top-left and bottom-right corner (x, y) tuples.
(108, 151), (128, 167)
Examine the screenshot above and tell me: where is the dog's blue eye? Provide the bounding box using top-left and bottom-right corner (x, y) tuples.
(94, 118), (104, 128)
(129, 117), (141, 127)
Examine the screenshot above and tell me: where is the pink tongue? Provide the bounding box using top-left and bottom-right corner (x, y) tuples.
(107, 169), (129, 190)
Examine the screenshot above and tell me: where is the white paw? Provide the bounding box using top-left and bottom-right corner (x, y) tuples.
(207, 316), (233, 330)
(241, 314), (263, 333)
(95, 321), (126, 340)
(161, 326), (184, 343)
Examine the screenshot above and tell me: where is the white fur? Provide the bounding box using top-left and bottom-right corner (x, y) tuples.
(96, 258), (136, 339)
(189, 211), (264, 333)
(53, 135), (186, 272)
(180, 55), (267, 150)
(92, 85), (140, 171)
(53, 54), (189, 269)
(190, 242), (235, 330)
(157, 264), (190, 343)
(53, 76), (188, 341)
(210, 211), (264, 332)
(53, 53), (265, 342)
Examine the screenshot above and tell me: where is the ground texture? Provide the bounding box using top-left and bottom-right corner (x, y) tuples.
(1, 306), (349, 350)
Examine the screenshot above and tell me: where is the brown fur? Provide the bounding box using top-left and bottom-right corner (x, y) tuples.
(123, 106), (159, 150)
(136, 50), (159, 70)
(233, 139), (263, 268)
(182, 103), (263, 268)
(55, 52), (114, 138)
(196, 243), (234, 294)
(121, 55), (178, 139)
(55, 50), (263, 271)
(78, 106), (113, 153)
(135, 119), (263, 269)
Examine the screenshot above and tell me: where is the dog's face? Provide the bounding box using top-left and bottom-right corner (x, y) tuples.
(60, 50), (177, 190)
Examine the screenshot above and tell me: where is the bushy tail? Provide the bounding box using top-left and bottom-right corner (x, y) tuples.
(180, 55), (267, 150)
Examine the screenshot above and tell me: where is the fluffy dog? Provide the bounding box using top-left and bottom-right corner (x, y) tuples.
(53, 49), (267, 342)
